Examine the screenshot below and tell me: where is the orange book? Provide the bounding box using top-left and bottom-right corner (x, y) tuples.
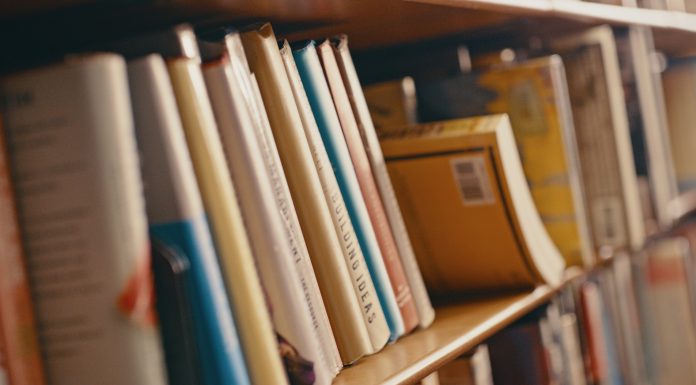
(0, 119), (46, 385)
(317, 41), (419, 332)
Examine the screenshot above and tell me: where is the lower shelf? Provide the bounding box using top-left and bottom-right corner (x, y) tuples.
(333, 270), (582, 385)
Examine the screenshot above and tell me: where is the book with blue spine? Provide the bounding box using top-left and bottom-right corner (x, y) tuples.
(127, 54), (250, 385)
(293, 41), (405, 339)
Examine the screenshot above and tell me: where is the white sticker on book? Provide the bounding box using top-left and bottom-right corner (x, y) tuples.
(591, 196), (626, 248)
(450, 156), (495, 206)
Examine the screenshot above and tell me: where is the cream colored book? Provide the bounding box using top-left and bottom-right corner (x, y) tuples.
(380, 115), (566, 292)
(279, 40), (389, 352)
(240, 23), (373, 363)
(332, 36), (436, 328)
(166, 57), (288, 385)
(202, 51), (335, 384)
(553, 25), (645, 253)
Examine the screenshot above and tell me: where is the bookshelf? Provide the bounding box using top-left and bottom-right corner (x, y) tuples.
(334, 270), (583, 385)
(2, 1), (694, 384)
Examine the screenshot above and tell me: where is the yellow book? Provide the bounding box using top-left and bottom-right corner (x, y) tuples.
(167, 58), (288, 385)
(380, 115), (565, 293)
(418, 56), (593, 266)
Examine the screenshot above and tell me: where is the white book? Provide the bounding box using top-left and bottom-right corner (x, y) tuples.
(332, 36), (435, 328)
(279, 40), (390, 353)
(214, 33), (343, 375)
(202, 55), (334, 385)
(0, 54), (167, 385)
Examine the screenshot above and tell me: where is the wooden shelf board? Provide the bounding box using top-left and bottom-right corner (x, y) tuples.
(333, 270), (582, 385)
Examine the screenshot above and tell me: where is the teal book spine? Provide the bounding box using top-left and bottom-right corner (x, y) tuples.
(293, 41), (405, 339)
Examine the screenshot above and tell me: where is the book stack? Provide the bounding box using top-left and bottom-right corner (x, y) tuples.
(1, 12), (696, 385)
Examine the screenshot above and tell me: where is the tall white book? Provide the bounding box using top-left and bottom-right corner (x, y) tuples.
(0, 54), (167, 385)
(279, 40), (390, 353)
(201, 43), (336, 384)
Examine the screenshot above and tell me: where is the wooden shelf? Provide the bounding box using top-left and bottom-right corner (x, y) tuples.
(333, 270), (582, 385)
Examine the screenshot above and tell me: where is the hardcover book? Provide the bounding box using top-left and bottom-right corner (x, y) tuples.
(279, 40), (390, 353)
(332, 36), (435, 328)
(418, 55), (593, 266)
(293, 40), (407, 339)
(1, 54), (167, 385)
(379, 115), (566, 292)
(317, 40), (420, 334)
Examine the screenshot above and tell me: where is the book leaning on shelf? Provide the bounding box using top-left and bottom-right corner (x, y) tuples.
(1, 54), (167, 385)
(417, 55), (594, 267)
(378, 115), (566, 293)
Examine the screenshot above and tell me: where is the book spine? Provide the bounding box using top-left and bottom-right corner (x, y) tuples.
(332, 38), (435, 328)
(203, 59), (333, 385)
(127, 55), (251, 385)
(292, 42), (407, 339)
(0, 118), (46, 385)
(317, 41), (420, 334)
(280, 41), (390, 353)
(166, 57), (283, 385)
(240, 24), (374, 363)
(1, 54), (167, 385)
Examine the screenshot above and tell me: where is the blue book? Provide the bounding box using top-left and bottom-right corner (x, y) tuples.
(293, 41), (405, 339)
(127, 54), (251, 385)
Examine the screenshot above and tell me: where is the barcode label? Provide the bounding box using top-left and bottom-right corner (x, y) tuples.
(450, 156), (494, 206)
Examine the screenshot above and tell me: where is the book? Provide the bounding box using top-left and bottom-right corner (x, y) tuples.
(240, 23), (379, 363)
(0, 115), (46, 385)
(417, 55), (594, 267)
(662, 58), (696, 193)
(552, 25), (645, 253)
(317, 40), (420, 334)
(220, 31), (343, 376)
(150, 241), (201, 385)
(362, 77), (418, 130)
(614, 26), (677, 230)
(379, 115), (566, 292)
(201, 46), (335, 385)
(332, 36), (435, 328)
(488, 313), (552, 385)
(437, 345), (494, 385)
(579, 279), (623, 385)
(632, 237), (696, 385)
(126, 54), (250, 385)
(0, 54), (167, 385)
(108, 24), (288, 385)
(292, 40), (407, 339)
(279, 39), (390, 353)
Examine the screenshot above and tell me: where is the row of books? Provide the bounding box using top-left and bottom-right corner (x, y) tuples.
(0, 22), (445, 385)
(414, 199), (696, 385)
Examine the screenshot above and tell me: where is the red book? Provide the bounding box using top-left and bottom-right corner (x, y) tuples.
(316, 40), (420, 333)
(0, 118), (47, 385)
